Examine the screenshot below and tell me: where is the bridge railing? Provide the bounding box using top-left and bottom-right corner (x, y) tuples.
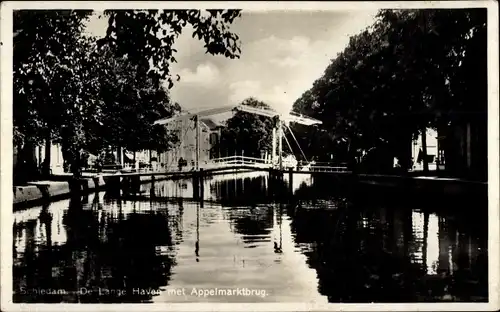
(103, 158), (350, 174)
(206, 156), (271, 168)
(211, 155), (268, 163)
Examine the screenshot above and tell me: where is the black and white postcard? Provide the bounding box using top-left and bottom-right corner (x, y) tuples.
(1, 1), (499, 311)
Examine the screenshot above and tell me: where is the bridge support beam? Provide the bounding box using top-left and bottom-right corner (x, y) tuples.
(269, 169), (284, 199)
(193, 173), (199, 200)
(192, 168), (204, 201)
(199, 168), (204, 203)
(272, 127), (277, 167)
(150, 175), (156, 198)
(288, 167), (293, 198)
(278, 120), (283, 170)
(195, 115), (200, 171)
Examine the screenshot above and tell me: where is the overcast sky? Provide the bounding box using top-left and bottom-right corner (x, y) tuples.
(84, 10), (378, 117)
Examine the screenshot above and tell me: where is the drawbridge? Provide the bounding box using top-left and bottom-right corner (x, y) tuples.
(153, 104), (345, 173)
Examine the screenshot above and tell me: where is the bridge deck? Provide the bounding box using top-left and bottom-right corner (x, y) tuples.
(100, 156), (350, 178)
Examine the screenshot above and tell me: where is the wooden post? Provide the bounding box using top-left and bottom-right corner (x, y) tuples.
(195, 115), (200, 171)
(193, 171), (199, 200)
(272, 127), (277, 167)
(421, 127), (429, 173)
(288, 167), (293, 198)
(43, 136), (51, 177)
(134, 151), (139, 171)
(150, 175), (156, 198)
(199, 168), (204, 207)
(278, 119), (283, 171)
(121, 147), (125, 168)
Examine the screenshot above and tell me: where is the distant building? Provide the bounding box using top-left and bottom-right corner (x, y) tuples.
(411, 128), (441, 171)
(409, 117), (486, 180)
(35, 144), (65, 174)
(201, 118), (224, 159)
(157, 117), (223, 170)
(440, 115), (487, 179)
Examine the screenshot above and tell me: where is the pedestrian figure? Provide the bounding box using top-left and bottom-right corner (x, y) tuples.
(178, 157), (184, 171)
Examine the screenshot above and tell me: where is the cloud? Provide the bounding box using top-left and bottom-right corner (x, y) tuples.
(177, 63), (220, 86)
(228, 80), (296, 114)
(220, 34), (341, 113)
(166, 10), (378, 115)
(270, 57), (301, 68)
(82, 10), (379, 120)
(228, 80), (263, 104)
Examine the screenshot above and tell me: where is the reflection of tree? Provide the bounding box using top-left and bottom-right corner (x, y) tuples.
(194, 203), (201, 262)
(287, 198), (488, 302)
(274, 204), (283, 253)
(98, 212), (174, 302)
(13, 219), (38, 302)
(293, 176), (349, 210)
(175, 198), (184, 245)
(215, 176), (270, 206)
(289, 204), (418, 302)
(13, 196), (178, 303)
(226, 205), (274, 246)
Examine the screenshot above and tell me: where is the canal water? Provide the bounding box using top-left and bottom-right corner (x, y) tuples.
(12, 172), (488, 303)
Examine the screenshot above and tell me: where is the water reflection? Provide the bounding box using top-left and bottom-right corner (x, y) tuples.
(225, 205), (274, 248)
(289, 179), (488, 302)
(14, 196), (178, 303)
(13, 174), (487, 303)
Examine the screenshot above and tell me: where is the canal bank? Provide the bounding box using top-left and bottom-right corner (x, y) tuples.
(12, 168), (266, 209)
(13, 171), (488, 210)
(13, 173), (172, 209)
(353, 174), (487, 204)
(301, 172), (488, 216)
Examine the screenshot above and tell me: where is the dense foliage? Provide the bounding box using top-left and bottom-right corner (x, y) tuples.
(13, 9), (242, 180)
(219, 98), (274, 158)
(99, 10), (242, 89)
(291, 9), (487, 176)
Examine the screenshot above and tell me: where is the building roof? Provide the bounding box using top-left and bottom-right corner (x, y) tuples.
(200, 118), (224, 130)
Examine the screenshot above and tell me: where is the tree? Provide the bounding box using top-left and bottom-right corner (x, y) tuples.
(219, 98), (274, 157)
(98, 10), (242, 89)
(291, 8), (487, 176)
(89, 47), (181, 157)
(14, 10), (93, 181)
(13, 9), (243, 180)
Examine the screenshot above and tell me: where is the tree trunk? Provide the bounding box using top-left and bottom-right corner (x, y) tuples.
(71, 154), (82, 178)
(133, 151), (138, 171)
(117, 146), (123, 167)
(421, 126), (429, 173)
(62, 144), (81, 178)
(399, 131), (413, 173)
(15, 141), (38, 184)
(42, 133), (52, 177)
